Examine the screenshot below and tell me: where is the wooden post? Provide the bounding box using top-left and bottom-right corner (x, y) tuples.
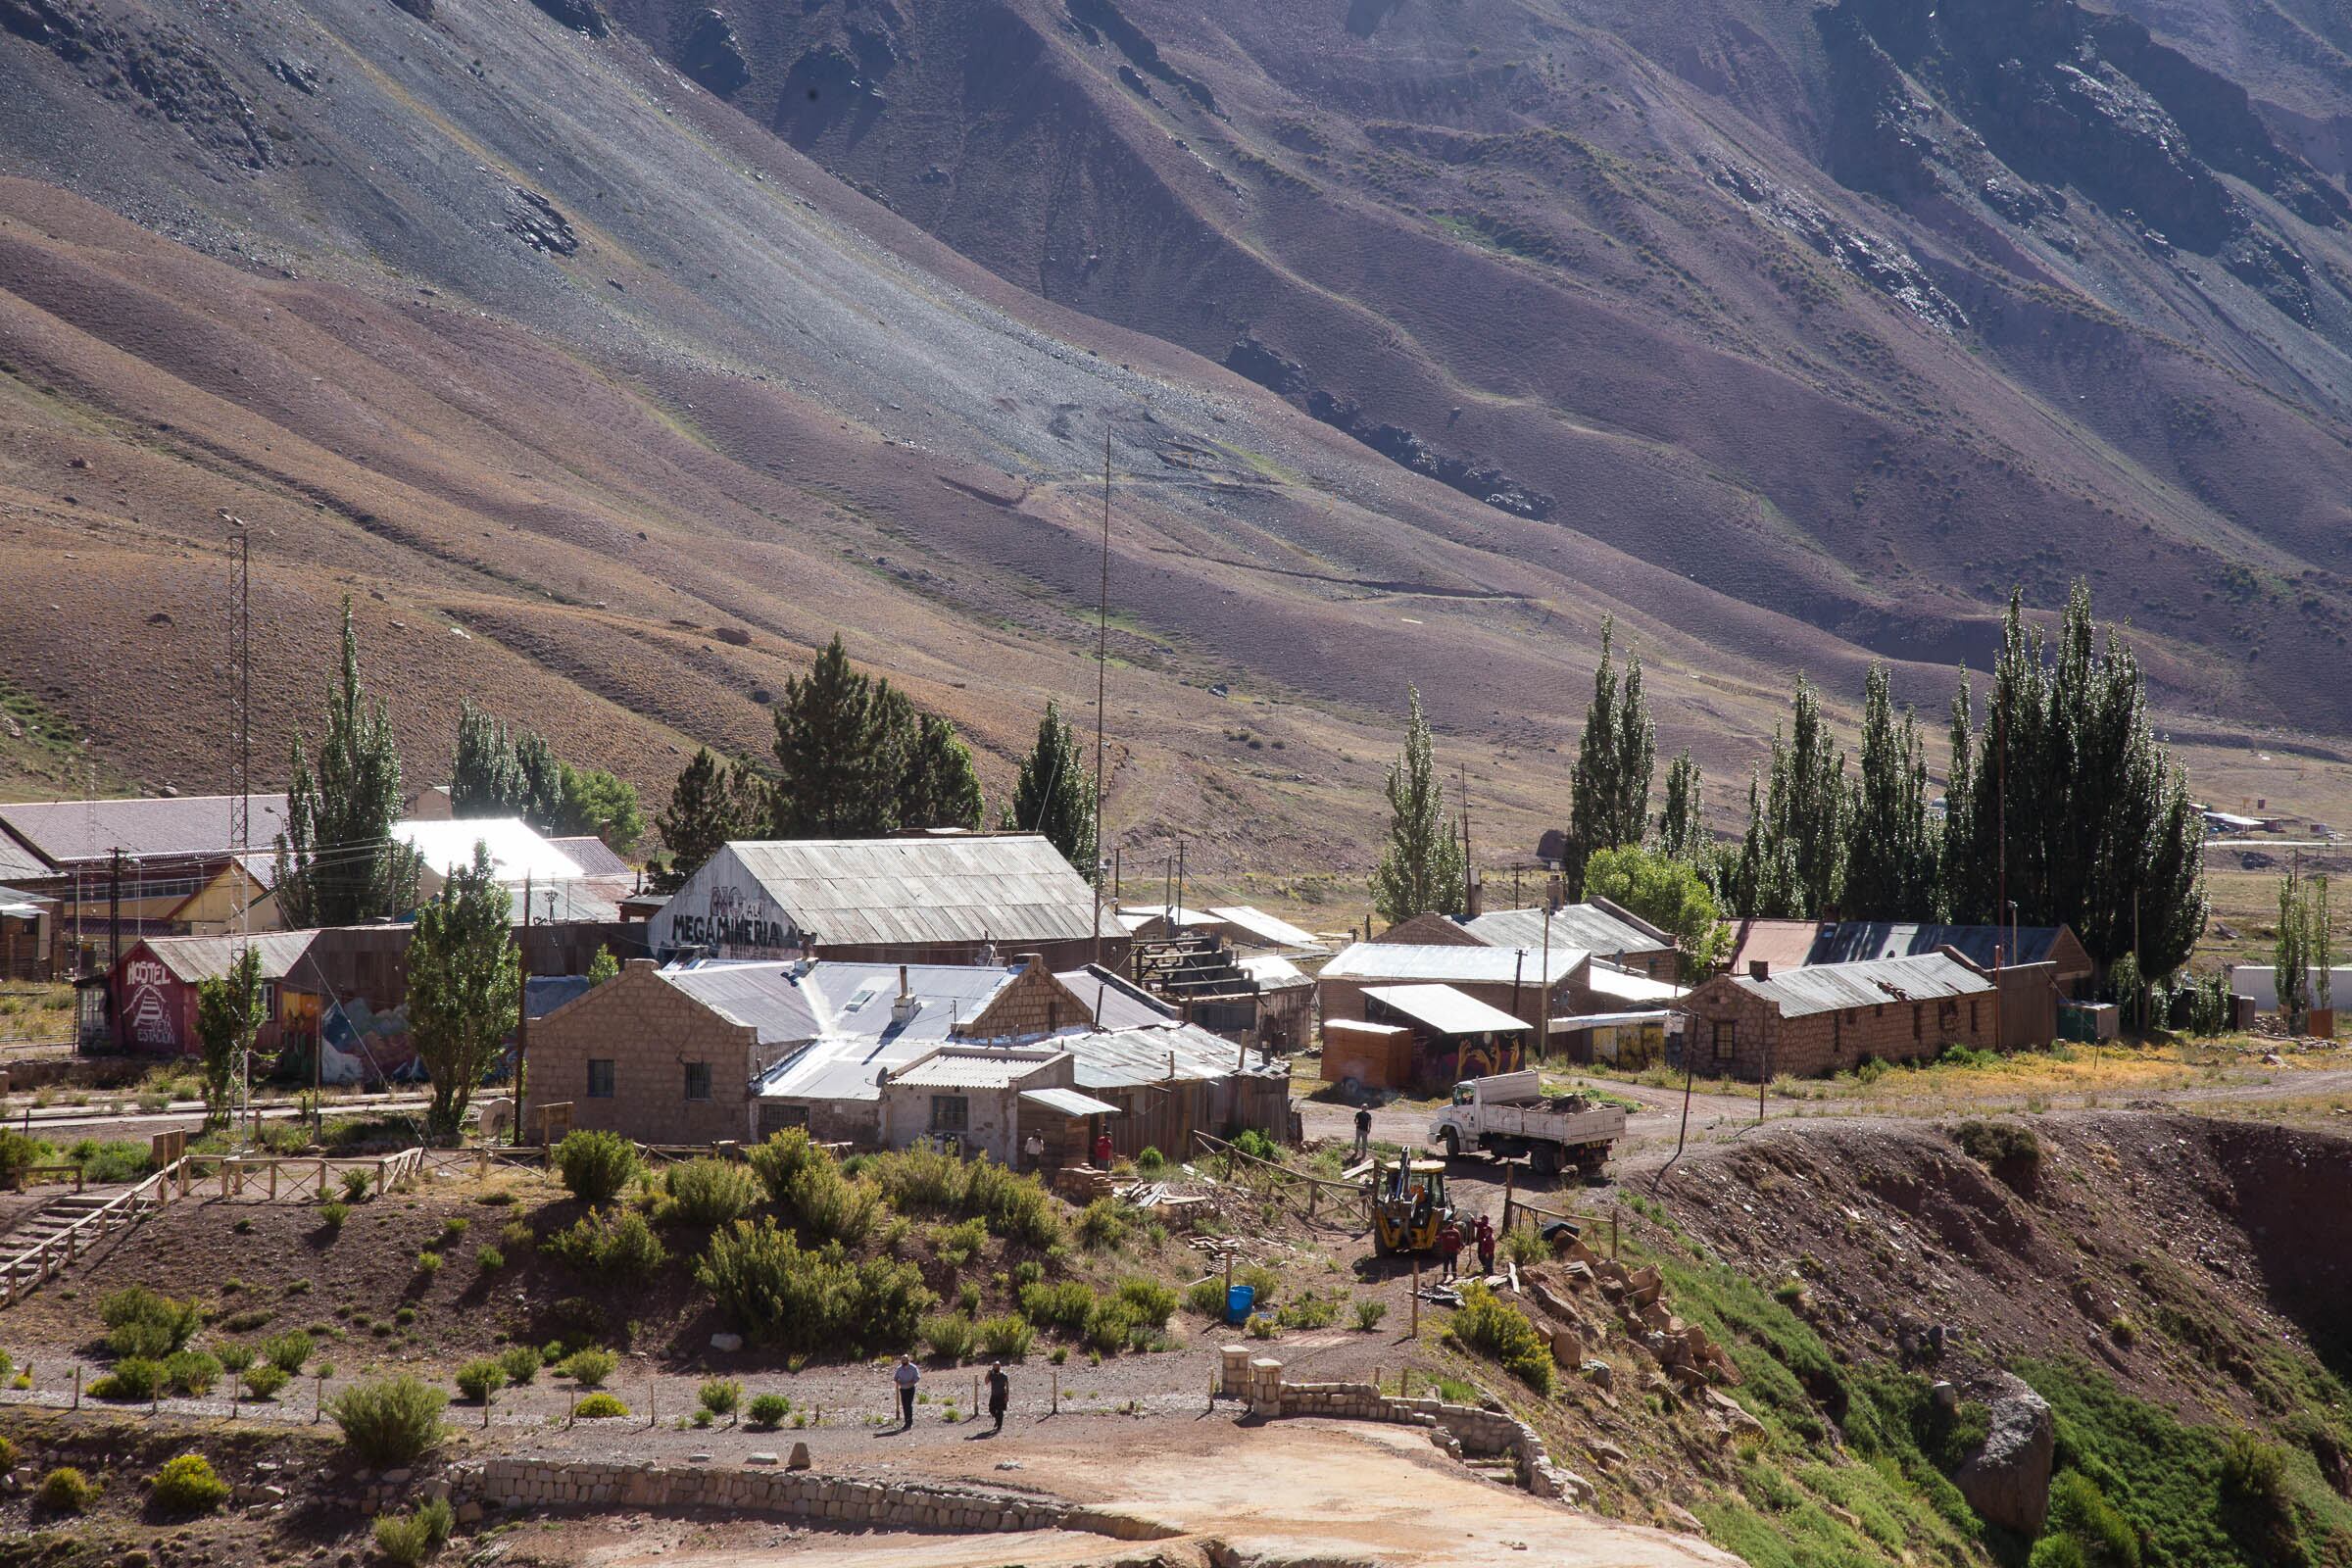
(318, 1157), (326, 1194)
(230, 1370), (241, 1417)
(1410, 1256), (1421, 1339)
(1051, 1369), (1059, 1414)
(1503, 1165), (1515, 1234)
(220, 1160), (229, 1200)
(1611, 1209), (1619, 1261)
(72, 1365), (79, 1410)
(268, 1161), (277, 1200)
(316, 1373), (325, 1424)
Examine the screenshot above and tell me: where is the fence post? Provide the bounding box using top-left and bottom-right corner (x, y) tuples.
(72, 1365), (79, 1410)
(317, 1372), (325, 1424)
(1410, 1257), (1421, 1339)
(268, 1161), (277, 1201)
(220, 1160), (229, 1200)
(1503, 1166), (1515, 1234)
(1611, 1209), (1619, 1261)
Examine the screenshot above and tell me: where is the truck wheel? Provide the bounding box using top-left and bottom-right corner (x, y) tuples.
(1439, 1129), (1460, 1160)
(1530, 1144), (1561, 1177)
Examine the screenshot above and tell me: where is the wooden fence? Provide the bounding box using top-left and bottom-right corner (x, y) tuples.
(1188, 1129), (1370, 1227)
(0, 1155), (187, 1306)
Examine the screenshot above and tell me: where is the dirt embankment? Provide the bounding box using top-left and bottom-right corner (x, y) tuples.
(1649, 1110), (2352, 1427)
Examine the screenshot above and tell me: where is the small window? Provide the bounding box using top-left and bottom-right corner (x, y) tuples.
(1710, 1020), (1734, 1063)
(1970, 999), (1979, 1032)
(683, 1061), (711, 1102)
(930, 1095), (969, 1132)
(587, 1059), (614, 1099)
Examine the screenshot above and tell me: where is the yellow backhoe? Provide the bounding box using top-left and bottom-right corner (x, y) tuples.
(1368, 1156), (1453, 1255)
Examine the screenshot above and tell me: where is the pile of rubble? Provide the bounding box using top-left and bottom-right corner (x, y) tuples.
(1521, 1240), (1750, 1419)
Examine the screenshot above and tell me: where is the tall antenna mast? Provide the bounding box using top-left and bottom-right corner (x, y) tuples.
(1090, 427), (1111, 966)
(226, 514), (252, 951)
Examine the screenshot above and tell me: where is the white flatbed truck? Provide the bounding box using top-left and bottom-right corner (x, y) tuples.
(1427, 1069), (1626, 1178)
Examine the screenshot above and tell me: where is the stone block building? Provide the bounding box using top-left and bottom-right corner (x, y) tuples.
(524, 958), (774, 1145)
(1676, 951), (2047, 1081)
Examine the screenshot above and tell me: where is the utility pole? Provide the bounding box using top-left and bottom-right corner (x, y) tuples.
(227, 514), (253, 1137)
(1091, 430), (1111, 967)
(516, 872), (532, 1146)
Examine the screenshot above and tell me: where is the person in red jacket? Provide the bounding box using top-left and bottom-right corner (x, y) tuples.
(1475, 1213), (1497, 1278)
(1437, 1218), (1464, 1281)
(1092, 1130), (1113, 1168)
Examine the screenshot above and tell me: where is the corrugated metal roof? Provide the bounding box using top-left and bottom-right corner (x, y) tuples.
(140, 931), (318, 984)
(1804, 923), (2082, 972)
(0, 832), (47, 882)
(1206, 906), (1326, 953)
(710, 836), (1114, 948)
(1055, 965), (1180, 1030)
(1733, 953), (1990, 1018)
(666, 959), (1026, 1048)
(891, 1049), (1060, 1089)
(547, 837), (632, 879)
(0, 883), (52, 916)
(1021, 1086), (1121, 1118)
(1584, 962), (1681, 1004)
(398, 818), (583, 885)
(1363, 983), (1530, 1036)
(0, 795), (289, 866)
(1063, 1023), (1278, 1092)
(1117, 904), (1222, 928)
(1236, 954), (1310, 989)
(1464, 904), (1670, 957)
(525, 975), (595, 1020)
(1321, 943), (1588, 985)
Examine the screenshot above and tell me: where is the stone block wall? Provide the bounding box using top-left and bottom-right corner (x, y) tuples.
(525, 961), (758, 1144)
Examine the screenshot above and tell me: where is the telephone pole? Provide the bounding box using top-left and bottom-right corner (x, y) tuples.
(1090, 429), (1111, 967)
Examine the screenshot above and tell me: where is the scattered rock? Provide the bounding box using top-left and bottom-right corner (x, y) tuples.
(786, 1443), (810, 1471)
(709, 1332), (744, 1353)
(1954, 1374), (2055, 1537)
(681, 9), (750, 96)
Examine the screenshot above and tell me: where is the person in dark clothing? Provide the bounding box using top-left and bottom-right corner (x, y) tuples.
(1352, 1106), (1372, 1159)
(1474, 1213), (1496, 1278)
(986, 1361), (1010, 1434)
(893, 1353), (919, 1431)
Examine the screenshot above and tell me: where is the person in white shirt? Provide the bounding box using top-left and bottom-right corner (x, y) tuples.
(1022, 1132), (1046, 1169)
(894, 1353), (919, 1430)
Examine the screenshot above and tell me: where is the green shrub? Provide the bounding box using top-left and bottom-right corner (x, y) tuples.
(560, 1347), (617, 1388)
(1185, 1278), (1228, 1318)
(100, 1285), (203, 1358)
(664, 1158), (760, 1227)
(217, 1344), (256, 1375)
(319, 1201), (350, 1230)
(340, 1167), (373, 1202)
(921, 1313), (978, 1363)
(439, 1216), (469, 1241)
(698, 1378), (742, 1417)
(545, 1208), (669, 1283)
(860, 1145), (1061, 1247)
(695, 1217), (933, 1354)
(978, 1314), (1036, 1358)
(475, 1245), (505, 1271)
(2219, 1433), (2296, 1557)
(747, 1392), (790, 1428)
(261, 1330), (314, 1374)
(1445, 1283), (1553, 1395)
(1075, 1198), (1129, 1251)
(242, 1363), (291, 1399)
(151, 1453), (229, 1514)
(2028, 1539), (2090, 1568)
(0, 1129), (41, 1187)
(1232, 1129), (1280, 1162)
(416, 1250), (444, 1275)
(573, 1393), (629, 1419)
(1277, 1291), (1339, 1330)
(1238, 1262), (1281, 1306)
(371, 1496), (454, 1566)
(1013, 1259), (1044, 1287)
(556, 1130), (640, 1205)
(1135, 1146), (1165, 1175)
(1953, 1119), (2041, 1167)
(1115, 1278), (1178, 1329)
(1354, 1298), (1389, 1332)
(326, 1376), (449, 1465)
(69, 1139), (152, 1183)
(1017, 1280), (1097, 1334)
(497, 1344), (542, 1385)
(933, 1216), (988, 1266)
(36, 1466), (95, 1514)
(90, 1356), (167, 1401)
(165, 1350), (222, 1396)
(1083, 1299), (1138, 1355)
(221, 1306), (274, 1333)
(455, 1358), (507, 1402)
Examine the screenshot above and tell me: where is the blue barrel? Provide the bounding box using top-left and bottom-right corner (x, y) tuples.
(1225, 1284), (1256, 1325)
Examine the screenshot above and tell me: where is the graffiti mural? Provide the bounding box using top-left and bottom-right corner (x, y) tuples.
(664, 879), (798, 957)
(122, 956), (179, 1052)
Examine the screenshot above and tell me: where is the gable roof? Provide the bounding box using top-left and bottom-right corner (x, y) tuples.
(0, 795), (290, 867)
(1060, 1022), (1283, 1091)
(396, 818), (583, 884)
(1321, 942), (1588, 986)
(1464, 901), (1673, 956)
(1206, 906), (1326, 953)
(1363, 983), (1530, 1035)
(1724, 918), (1828, 978)
(1055, 964), (1181, 1030)
(134, 931), (318, 985)
(0, 833), (46, 883)
(547, 836), (632, 879)
(1731, 953), (1990, 1019)
(1804, 922), (2090, 975)
(708, 836), (1115, 948)
(889, 1047), (1061, 1089)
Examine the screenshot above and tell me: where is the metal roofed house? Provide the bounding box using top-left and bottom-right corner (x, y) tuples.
(1318, 941), (1591, 1043)
(877, 1046), (1098, 1165)
(1802, 923), (2095, 992)
(396, 817), (585, 891)
(1055, 1021), (1293, 1158)
(1055, 964), (1181, 1032)
(0, 884), (52, 981)
(1328, 983), (1530, 1096)
(1723, 918), (1829, 982)
(1235, 953), (1314, 1054)
(107, 931), (321, 1057)
(1463, 901), (1679, 978)
(1206, 906), (1328, 955)
(649, 835), (1127, 969)
(1675, 951), (2056, 1081)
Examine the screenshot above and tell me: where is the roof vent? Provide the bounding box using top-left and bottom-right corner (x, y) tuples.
(891, 964), (918, 1026)
(1748, 959), (1770, 980)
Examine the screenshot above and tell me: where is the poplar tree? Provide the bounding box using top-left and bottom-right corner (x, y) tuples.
(1654, 751), (1706, 864)
(1005, 700), (1096, 878)
(2277, 867), (2311, 1031)
(450, 701), (525, 818)
(406, 842), (521, 1142)
(514, 731), (567, 829)
(770, 637), (903, 836)
(1841, 665), (1939, 919)
(1370, 686), (1466, 923)
(193, 946), (263, 1128)
(1728, 768), (1801, 919)
(900, 713), (985, 831)
(1941, 587), (2205, 975)
(1562, 618), (1654, 897)
(273, 598), (420, 926)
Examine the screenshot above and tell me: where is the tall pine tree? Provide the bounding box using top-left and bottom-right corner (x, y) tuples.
(654, 748), (763, 892)
(1370, 686), (1466, 923)
(273, 598), (419, 926)
(1005, 700), (1095, 878)
(900, 713), (985, 831)
(514, 731), (566, 830)
(770, 636), (902, 836)
(1562, 618), (1654, 897)
(1841, 665), (1939, 919)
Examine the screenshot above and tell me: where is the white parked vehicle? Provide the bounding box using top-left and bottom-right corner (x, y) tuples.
(1428, 1070), (1626, 1178)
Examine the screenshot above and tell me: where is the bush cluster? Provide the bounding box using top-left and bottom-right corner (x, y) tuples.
(560, 1348), (618, 1388)
(696, 1217), (932, 1355)
(1075, 1199), (1129, 1251)
(573, 1393), (629, 1419)
(455, 1359), (507, 1402)
(1953, 1119), (2040, 1167)
(327, 1376), (449, 1465)
(151, 1453), (229, 1514)
(747, 1392), (791, 1428)
(555, 1130), (640, 1205)
(242, 1363), (291, 1399)
(372, 1497), (454, 1565)
(90, 1356), (166, 1401)
(698, 1378), (742, 1418)
(1445, 1283), (1553, 1395)
(750, 1132), (881, 1246)
(544, 1208), (669, 1283)
(978, 1314), (1035, 1359)
(100, 1286), (204, 1359)
(261, 1331), (313, 1374)
(858, 1144), (1061, 1248)
(663, 1158), (760, 1227)
(36, 1466), (95, 1514)
(497, 1345), (543, 1386)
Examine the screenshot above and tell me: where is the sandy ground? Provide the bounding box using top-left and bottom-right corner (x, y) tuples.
(559, 1419), (1740, 1568)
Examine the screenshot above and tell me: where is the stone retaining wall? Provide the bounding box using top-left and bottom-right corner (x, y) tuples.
(446, 1458), (1172, 1540)
(1217, 1348), (1590, 1503)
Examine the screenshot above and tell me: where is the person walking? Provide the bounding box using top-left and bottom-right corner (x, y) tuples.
(1352, 1105), (1372, 1160)
(1092, 1129), (1114, 1168)
(894, 1353), (919, 1431)
(1022, 1132), (1046, 1171)
(1437, 1217), (1464, 1282)
(986, 1361), (1010, 1435)
(1474, 1213), (1496, 1279)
